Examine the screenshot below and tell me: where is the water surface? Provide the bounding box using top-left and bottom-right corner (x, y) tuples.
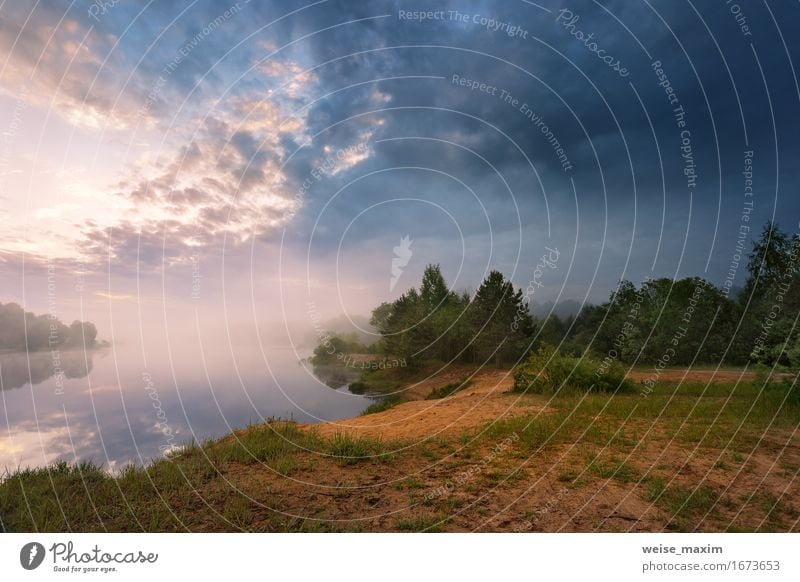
(0, 343), (370, 471)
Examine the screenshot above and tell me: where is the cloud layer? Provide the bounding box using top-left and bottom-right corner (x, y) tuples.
(0, 0), (798, 308)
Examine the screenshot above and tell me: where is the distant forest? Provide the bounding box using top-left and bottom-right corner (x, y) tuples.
(0, 302), (98, 351)
(317, 222), (799, 369)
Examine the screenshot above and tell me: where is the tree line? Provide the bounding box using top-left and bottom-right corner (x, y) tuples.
(369, 265), (534, 367)
(0, 302), (98, 351)
(358, 221), (799, 370)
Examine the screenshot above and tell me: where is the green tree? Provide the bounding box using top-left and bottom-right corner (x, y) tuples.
(742, 221), (791, 303)
(419, 264), (450, 310)
(468, 271), (535, 367)
(737, 223), (800, 366)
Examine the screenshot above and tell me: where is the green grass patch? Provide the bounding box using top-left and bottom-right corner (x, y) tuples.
(558, 470), (578, 483)
(482, 377), (800, 455)
(395, 514), (445, 532)
(360, 396), (408, 415)
(586, 457), (640, 483)
(645, 480), (720, 528)
(325, 433), (390, 465)
(426, 379), (473, 400)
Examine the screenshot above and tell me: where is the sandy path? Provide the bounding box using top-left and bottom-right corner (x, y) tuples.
(309, 369), (547, 441)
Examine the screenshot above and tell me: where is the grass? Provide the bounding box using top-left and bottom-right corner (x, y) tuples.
(395, 514), (445, 532)
(586, 457), (640, 483)
(360, 396), (408, 415)
(426, 379), (473, 400)
(326, 433), (390, 465)
(678, 486), (719, 515)
(471, 376), (799, 529)
(741, 491), (800, 530)
(482, 379), (800, 453)
(648, 483), (720, 529)
(558, 470), (578, 483)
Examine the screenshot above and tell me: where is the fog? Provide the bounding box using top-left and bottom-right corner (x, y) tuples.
(2, 231), (620, 363)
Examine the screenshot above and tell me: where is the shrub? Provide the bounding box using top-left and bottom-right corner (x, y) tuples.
(512, 344), (632, 394)
(426, 379), (472, 400)
(348, 381), (369, 394)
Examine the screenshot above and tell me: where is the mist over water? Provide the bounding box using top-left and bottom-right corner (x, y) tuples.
(0, 340), (371, 472)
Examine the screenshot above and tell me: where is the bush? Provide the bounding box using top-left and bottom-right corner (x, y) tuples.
(348, 381), (369, 394)
(512, 344), (633, 394)
(426, 379), (472, 400)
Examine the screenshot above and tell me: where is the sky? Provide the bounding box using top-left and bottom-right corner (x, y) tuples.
(1, 0), (799, 344)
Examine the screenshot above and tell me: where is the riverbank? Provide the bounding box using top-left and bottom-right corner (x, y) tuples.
(1, 366), (798, 532)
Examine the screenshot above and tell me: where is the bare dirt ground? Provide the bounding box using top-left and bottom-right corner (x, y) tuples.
(311, 368), (546, 441)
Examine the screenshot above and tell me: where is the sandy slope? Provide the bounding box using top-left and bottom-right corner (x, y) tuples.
(311, 368), (547, 440)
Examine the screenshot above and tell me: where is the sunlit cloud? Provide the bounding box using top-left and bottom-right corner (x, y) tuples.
(93, 291), (134, 302)
(0, 8), (149, 131)
(0, 22), (375, 270)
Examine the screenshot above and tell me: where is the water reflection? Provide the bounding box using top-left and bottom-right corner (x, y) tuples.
(309, 362), (361, 389)
(0, 344), (371, 471)
(0, 350), (94, 391)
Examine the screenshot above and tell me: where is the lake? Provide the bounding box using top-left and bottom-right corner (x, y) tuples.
(0, 343), (372, 472)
